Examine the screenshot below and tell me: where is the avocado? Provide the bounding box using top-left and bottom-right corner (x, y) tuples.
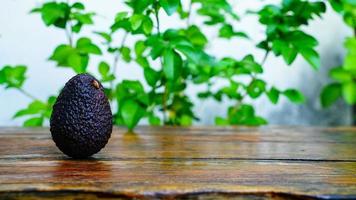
(50, 73), (112, 158)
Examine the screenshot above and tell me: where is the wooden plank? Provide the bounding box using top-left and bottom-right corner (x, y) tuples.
(0, 127), (355, 161)
(1, 160), (356, 199)
(0, 127), (356, 199)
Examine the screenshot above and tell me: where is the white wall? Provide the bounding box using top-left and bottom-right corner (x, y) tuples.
(0, 0), (352, 126)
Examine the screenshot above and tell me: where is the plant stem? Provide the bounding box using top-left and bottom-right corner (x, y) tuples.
(110, 32), (128, 92)
(65, 28), (73, 46)
(261, 50), (269, 66)
(154, 3), (161, 35)
(186, 0), (193, 26)
(233, 49), (268, 113)
(162, 84), (168, 123)
(17, 88), (38, 101)
(154, 3), (167, 123)
(65, 0), (73, 46)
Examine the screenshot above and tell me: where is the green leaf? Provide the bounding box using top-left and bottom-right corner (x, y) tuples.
(288, 31), (318, 49)
(49, 43), (89, 73)
(329, 67), (353, 82)
(219, 24), (234, 39)
(175, 44), (200, 64)
(300, 48), (320, 70)
(329, 0), (343, 12)
(49, 45), (76, 64)
(163, 49), (182, 80)
(344, 37), (356, 54)
(266, 87), (280, 104)
(180, 115), (192, 126)
(44, 96), (56, 118)
(184, 25), (208, 49)
(228, 104), (255, 125)
(49, 44), (89, 73)
(219, 24), (248, 39)
(120, 47), (131, 62)
(76, 37), (102, 55)
(67, 53), (83, 72)
(142, 17), (153, 34)
(126, 0), (152, 13)
(136, 57), (150, 68)
(146, 36), (165, 59)
(99, 61), (110, 77)
(135, 41), (146, 56)
(120, 99), (145, 130)
(114, 11), (129, 22)
(34, 2), (70, 28)
(159, 0), (180, 16)
(23, 117), (44, 127)
(13, 100), (47, 118)
(148, 115), (161, 125)
(72, 2), (85, 10)
(342, 82), (356, 104)
(94, 32), (112, 43)
(344, 54), (356, 72)
(320, 83), (341, 108)
(0, 65), (27, 88)
(281, 47), (298, 65)
(215, 117), (229, 125)
(247, 79), (266, 99)
(283, 89), (305, 103)
(72, 13), (94, 25)
(234, 32), (249, 38)
(344, 37), (356, 72)
(197, 91), (211, 99)
(116, 80), (147, 104)
(244, 116), (268, 126)
(129, 14), (144, 30)
(144, 67), (160, 87)
(241, 55), (263, 74)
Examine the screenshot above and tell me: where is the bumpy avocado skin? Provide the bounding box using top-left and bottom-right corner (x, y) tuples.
(50, 74), (112, 158)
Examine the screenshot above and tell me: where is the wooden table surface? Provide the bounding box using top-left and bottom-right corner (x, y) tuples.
(0, 126), (356, 200)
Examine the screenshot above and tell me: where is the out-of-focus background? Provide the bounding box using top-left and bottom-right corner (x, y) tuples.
(0, 0), (353, 126)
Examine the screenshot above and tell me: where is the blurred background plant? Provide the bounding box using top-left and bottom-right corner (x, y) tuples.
(320, 0), (356, 124)
(0, 0), (355, 130)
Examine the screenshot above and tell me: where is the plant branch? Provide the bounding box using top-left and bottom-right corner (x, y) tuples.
(65, 27), (73, 46)
(110, 32), (128, 91)
(154, 3), (161, 36)
(65, 0), (73, 46)
(186, 0), (193, 26)
(154, 3), (167, 123)
(261, 50), (269, 66)
(17, 88), (38, 101)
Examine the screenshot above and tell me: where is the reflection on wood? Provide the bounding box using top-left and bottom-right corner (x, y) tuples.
(0, 126), (356, 199)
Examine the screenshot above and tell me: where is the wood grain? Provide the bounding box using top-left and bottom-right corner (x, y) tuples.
(0, 126), (356, 199)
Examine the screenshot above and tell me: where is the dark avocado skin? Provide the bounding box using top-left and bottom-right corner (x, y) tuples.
(50, 73), (112, 158)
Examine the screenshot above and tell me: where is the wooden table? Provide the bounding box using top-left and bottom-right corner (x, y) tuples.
(0, 127), (355, 199)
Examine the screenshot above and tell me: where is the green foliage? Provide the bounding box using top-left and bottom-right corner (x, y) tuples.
(216, 104), (267, 126)
(0, 65), (56, 127)
(283, 89), (305, 103)
(257, 0), (325, 69)
(320, 1), (356, 107)
(49, 37), (102, 73)
(160, 0), (180, 16)
(0, 65), (27, 88)
(13, 97), (56, 127)
(2, 0), (330, 129)
(115, 80), (148, 130)
(31, 2), (94, 32)
(330, 0), (356, 28)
